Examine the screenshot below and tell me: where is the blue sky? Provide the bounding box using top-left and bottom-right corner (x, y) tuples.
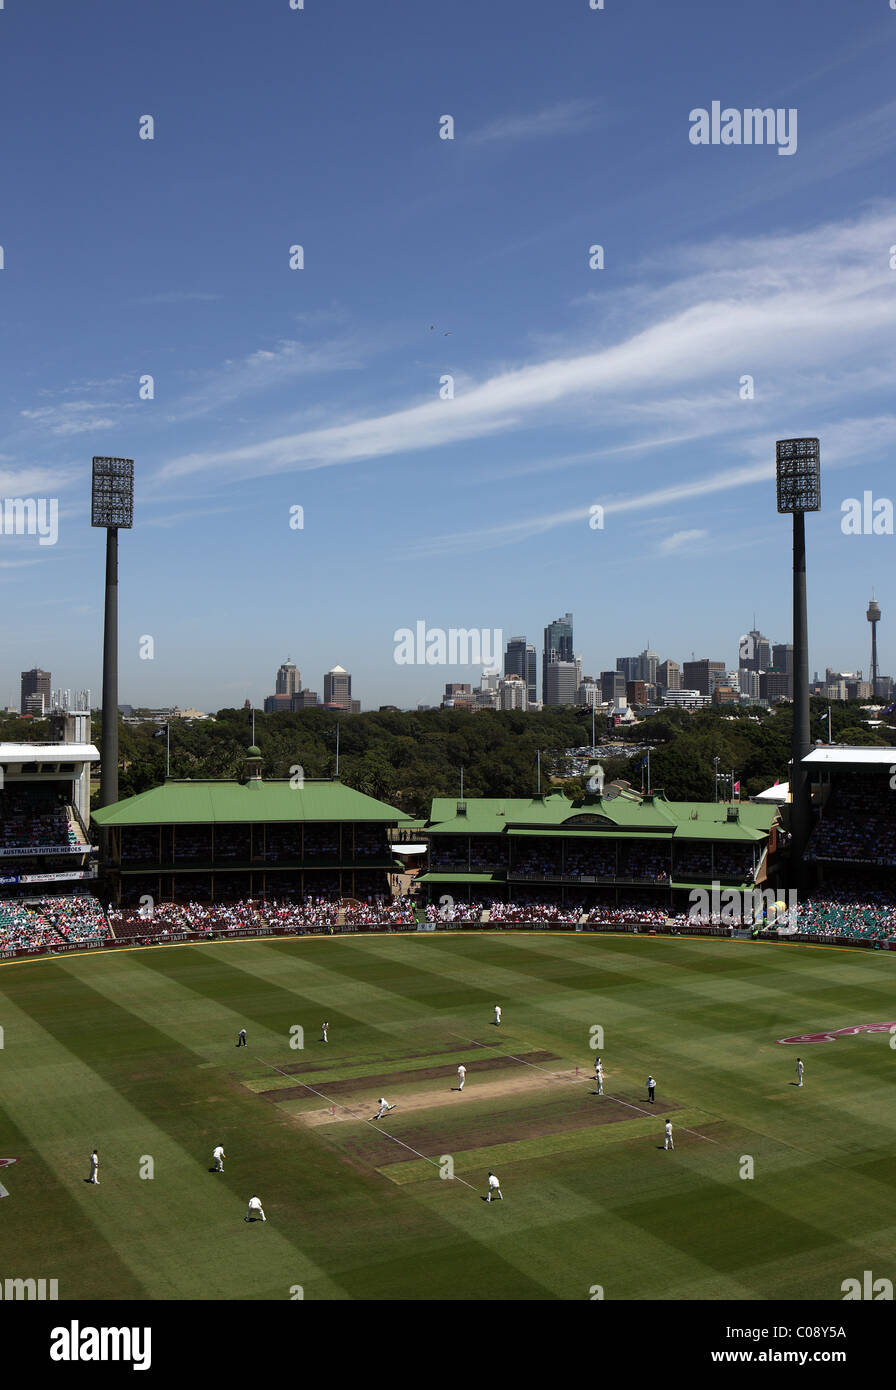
(2, 0), (896, 711)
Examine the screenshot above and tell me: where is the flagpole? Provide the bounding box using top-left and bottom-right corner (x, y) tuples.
(166, 720), (170, 778)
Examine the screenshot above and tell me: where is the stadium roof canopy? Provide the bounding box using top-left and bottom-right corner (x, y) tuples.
(425, 792), (775, 842)
(0, 742), (99, 763)
(91, 778), (411, 826)
(752, 782), (790, 803)
(802, 747), (896, 767)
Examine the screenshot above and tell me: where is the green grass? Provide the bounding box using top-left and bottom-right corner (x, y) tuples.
(1, 931), (895, 1300)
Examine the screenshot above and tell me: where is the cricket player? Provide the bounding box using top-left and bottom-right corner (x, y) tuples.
(212, 1144), (226, 1172)
(664, 1120), (674, 1151)
(244, 1195), (266, 1223)
(594, 1057), (603, 1095)
(88, 1148), (99, 1184)
(486, 1172), (503, 1202)
(796, 1057), (804, 1087)
(236, 1028), (247, 1047)
(494, 1005), (502, 1026)
(647, 1075), (656, 1103)
(375, 1097), (395, 1119)
(457, 1064), (466, 1091)
(321, 1021), (329, 1043)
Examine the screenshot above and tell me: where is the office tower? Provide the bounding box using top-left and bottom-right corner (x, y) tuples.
(498, 676), (528, 710)
(657, 660), (680, 692)
(275, 658), (300, 696)
(739, 628), (771, 673)
(601, 670), (627, 703)
(20, 668), (51, 715)
(543, 661), (578, 706)
(682, 659), (726, 697)
(616, 655), (641, 684)
(543, 613), (573, 704)
(323, 665), (353, 709)
(505, 636), (537, 706)
(626, 680), (648, 708)
(639, 649), (659, 686)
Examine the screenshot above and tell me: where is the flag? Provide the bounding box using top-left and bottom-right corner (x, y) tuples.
(638, 755), (649, 769)
(773, 779), (779, 786)
(734, 780), (741, 795)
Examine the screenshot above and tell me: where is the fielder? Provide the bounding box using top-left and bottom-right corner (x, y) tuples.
(87, 1148), (99, 1185)
(664, 1120), (674, 1151)
(457, 1064), (466, 1092)
(486, 1172), (503, 1202)
(796, 1058), (804, 1087)
(375, 1097), (395, 1119)
(594, 1057), (603, 1095)
(321, 1021), (329, 1043)
(236, 1028), (247, 1047)
(212, 1144), (226, 1172)
(244, 1195), (266, 1223)
(494, 1005), (502, 1026)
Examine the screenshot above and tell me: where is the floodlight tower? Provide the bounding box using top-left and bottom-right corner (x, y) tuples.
(776, 438), (820, 894)
(91, 457), (134, 808)
(867, 596), (881, 698)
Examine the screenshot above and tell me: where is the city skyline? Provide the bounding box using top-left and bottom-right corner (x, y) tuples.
(2, 2), (895, 709)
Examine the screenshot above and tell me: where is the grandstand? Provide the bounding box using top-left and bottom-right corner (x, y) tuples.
(416, 781), (778, 911)
(0, 733), (100, 907)
(90, 746), (411, 904)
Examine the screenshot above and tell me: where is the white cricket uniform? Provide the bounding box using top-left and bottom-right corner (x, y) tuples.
(487, 1174), (503, 1201)
(322, 1024), (328, 1042)
(797, 1061), (804, 1087)
(457, 1066), (466, 1091)
(89, 1153), (99, 1184)
(376, 1098), (391, 1118)
(246, 1197), (266, 1222)
(213, 1145), (225, 1171)
(664, 1123), (674, 1150)
(494, 1007), (501, 1025)
(595, 1063), (603, 1095)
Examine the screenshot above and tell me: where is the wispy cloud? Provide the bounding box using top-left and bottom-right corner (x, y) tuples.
(658, 529), (708, 555)
(467, 99), (595, 148)
(129, 290), (223, 306)
(156, 206), (896, 489)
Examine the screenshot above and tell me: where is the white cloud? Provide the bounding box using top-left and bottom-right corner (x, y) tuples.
(467, 99), (595, 147)
(658, 529), (708, 555)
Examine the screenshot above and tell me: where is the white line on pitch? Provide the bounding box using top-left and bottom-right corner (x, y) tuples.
(447, 1033), (721, 1146)
(253, 1057), (479, 1191)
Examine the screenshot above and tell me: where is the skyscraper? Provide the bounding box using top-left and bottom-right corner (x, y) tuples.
(639, 649), (659, 687)
(601, 670), (627, 703)
(323, 665), (354, 710)
(275, 658), (300, 696)
(504, 636), (537, 706)
(20, 668), (51, 715)
(739, 628), (770, 673)
(682, 659), (726, 697)
(616, 656), (641, 684)
(543, 613), (573, 704)
(657, 660), (680, 692)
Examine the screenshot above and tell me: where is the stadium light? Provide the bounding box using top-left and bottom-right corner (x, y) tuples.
(776, 438), (820, 895)
(91, 457), (134, 809)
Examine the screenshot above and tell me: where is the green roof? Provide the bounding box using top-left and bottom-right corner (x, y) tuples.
(414, 871), (505, 884)
(91, 778), (411, 827)
(425, 793), (774, 843)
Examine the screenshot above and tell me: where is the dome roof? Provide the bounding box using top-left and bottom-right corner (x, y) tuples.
(246, 745), (262, 758)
